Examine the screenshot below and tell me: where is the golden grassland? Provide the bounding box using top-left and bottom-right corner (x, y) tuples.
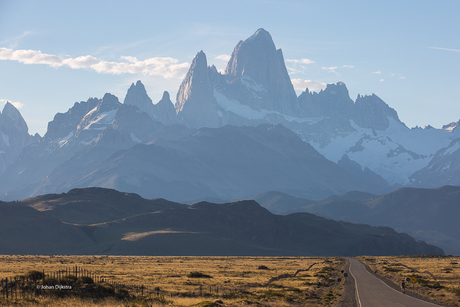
(358, 255), (460, 307)
(0, 255), (348, 306)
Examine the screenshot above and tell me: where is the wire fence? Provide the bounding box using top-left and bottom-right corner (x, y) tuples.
(0, 265), (151, 300)
(1, 265), (253, 301)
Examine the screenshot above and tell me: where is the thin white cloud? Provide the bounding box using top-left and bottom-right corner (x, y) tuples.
(429, 47), (460, 53)
(0, 47), (190, 79)
(389, 73), (406, 80)
(0, 99), (24, 109)
(322, 66), (339, 76)
(321, 65), (353, 76)
(379, 79), (385, 82)
(215, 54), (231, 61)
(372, 71), (382, 74)
(0, 31), (33, 48)
(322, 66), (338, 70)
(291, 79), (327, 92)
(286, 58), (315, 65)
(286, 66), (304, 75)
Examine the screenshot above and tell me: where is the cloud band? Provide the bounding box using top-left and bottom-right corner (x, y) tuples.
(0, 47), (190, 79)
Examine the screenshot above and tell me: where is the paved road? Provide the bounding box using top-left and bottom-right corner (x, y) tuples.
(348, 258), (442, 307)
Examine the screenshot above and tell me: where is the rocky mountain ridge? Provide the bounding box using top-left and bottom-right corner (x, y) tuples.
(0, 102), (39, 174)
(1, 28), (459, 201)
(170, 28), (459, 185)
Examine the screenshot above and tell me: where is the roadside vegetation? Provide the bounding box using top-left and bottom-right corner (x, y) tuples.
(358, 255), (460, 307)
(0, 255), (349, 306)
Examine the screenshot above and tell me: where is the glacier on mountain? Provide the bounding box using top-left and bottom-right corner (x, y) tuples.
(1, 28), (459, 201)
(310, 118), (455, 185)
(82, 109), (117, 131)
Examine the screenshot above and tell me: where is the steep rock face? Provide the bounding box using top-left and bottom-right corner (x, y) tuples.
(442, 120), (460, 132)
(175, 29), (303, 129)
(224, 28), (300, 115)
(353, 94), (404, 130)
(124, 80), (154, 116)
(296, 83), (403, 133)
(124, 81), (177, 124)
(1, 102), (29, 135)
(175, 51), (221, 128)
(295, 82), (357, 144)
(154, 91), (177, 124)
(299, 82), (353, 119)
(45, 98), (100, 142)
(0, 103), (38, 174)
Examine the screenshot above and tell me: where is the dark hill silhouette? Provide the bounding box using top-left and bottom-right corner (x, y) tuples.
(0, 203), (94, 254)
(17, 187), (187, 224)
(2, 188), (443, 256)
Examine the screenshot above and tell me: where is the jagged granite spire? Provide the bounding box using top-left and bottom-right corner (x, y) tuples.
(175, 51), (220, 128)
(299, 82), (354, 119)
(224, 28), (300, 115)
(225, 28), (276, 77)
(124, 80), (154, 115)
(155, 91), (176, 124)
(99, 93), (120, 113)
(176, 50), (209, 113)
(0, 102), (37, 174)
(353, 93), (405, 130)
(1, 102), (29, 134)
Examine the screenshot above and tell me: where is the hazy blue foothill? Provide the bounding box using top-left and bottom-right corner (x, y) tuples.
(252, 186), (460, 256)
(0, 28), (459, 255)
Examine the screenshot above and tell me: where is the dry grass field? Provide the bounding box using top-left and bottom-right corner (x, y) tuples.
(358, 255), (460, 307)
(0, 255), (348, 306)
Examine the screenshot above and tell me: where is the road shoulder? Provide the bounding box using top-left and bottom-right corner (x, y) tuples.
(359, 259), (449, 307)
(334, 258), (357, 307)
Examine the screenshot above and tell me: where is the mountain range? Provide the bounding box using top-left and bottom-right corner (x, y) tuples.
(1, 28), (459, 255)
(0, 187), (442, 256)
(2, 28), (459, 202)
(249, 185), (460, 256)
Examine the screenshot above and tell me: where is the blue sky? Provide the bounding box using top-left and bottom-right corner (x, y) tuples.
(0, 0), (459, 135)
